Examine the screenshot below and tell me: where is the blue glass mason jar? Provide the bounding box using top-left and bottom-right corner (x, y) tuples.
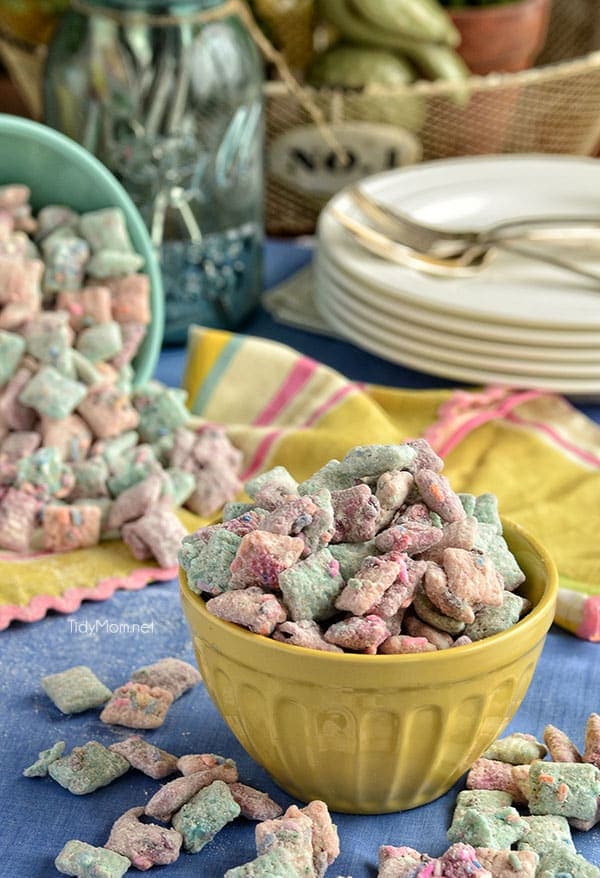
(44, 0), (264, 344)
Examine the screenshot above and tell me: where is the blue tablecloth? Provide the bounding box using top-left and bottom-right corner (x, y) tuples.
(1, 243), (599, 877)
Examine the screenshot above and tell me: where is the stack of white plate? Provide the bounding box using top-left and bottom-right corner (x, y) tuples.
(315, 156), (600, 397)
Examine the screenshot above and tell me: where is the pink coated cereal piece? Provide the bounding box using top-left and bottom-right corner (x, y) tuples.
(331, 484), (380, 543)
(287, 801), (340, 878)
(417, 517), (479, 565)
(43, 504), (101, 552)
(109, 736), (179, 779)
(146, 765), (238, 821)
(0, 430), (40, 461)
(106, 274), (151, 324)
(405, 438), (444, 474)
(584, 713), (600, 769)
(0, 256), (43, 305)
(78, 385), (139, 438)
(111, 322), (146, 369)
(466, 758), (531, 804)
(228, 782), (283, 821)
(273, 620), (344, 653)
(172, 426), (242, 517)
(261, 496), (317, 537)
(438, 843), (492, 878)
(130, 656), (201, 699)
(544, 724), (583, 763)
(245, 465), (298, 509)
(404, 613), (454, 649)
(375, 520), (443, 555)
(100, 682), (173, 729)
(0, 231), (31, 259)
(104, 808), (183, 872)
(222, 509), (269, 538)
(229, 531), (305, 590)
(255, 811), (315, 877)
(0, 185), (30, 210)
(414, 469), (466, 523)
(324, 614), (389, 653)
(177, 753), (238, 777)
(57, 286), (112, 331)
(0, 486), (38, 551)
(375, 470), (414, 528)
(107, 473), (164, 530)
(452, 635), (474, 648)
(429, 549), (503, 624)
(121, 506), (187, 568)
(105, 806), (182, 870)
(399, 502), (431, 523)
(423, 561), (475, 625)
(335, 554), (405, 615)
(379, 634), (437, 654)
(378, 845), (431, 878)
(41, 414), (92, 462)
(475, 848), (538, 878)
(0, 367), (36, 430)
(0, 210), (13, 240)
(368, 556), (424, 617)
(206, 587), (287, 635)
(0, 299), (40, 331)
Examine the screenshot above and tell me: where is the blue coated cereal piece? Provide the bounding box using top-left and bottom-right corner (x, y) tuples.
(484, 732), (547, 765)
(164, 467), (195, 506)
(474, 493), (503, 534)
(69, 457), (109, 500)
(279, 548), (344, 621)
(329, 539), (377, 580)
(107, 444), (159, 495)
(79, 207), (136, 254)
(23, 740), (65, 777)
(224, 847), (300, 877)
(340, 443), (416, 480)
(302, 488), (334, 553)
(48, 741), (129, 794)
(180, 528), (242, 595)
(19, 365), (87, 420)
(298, 460), (356, 496)
(94, 430), (139, 470)
(55, 840), (130, 877)
(458, 492), (477, 516)
(529, 760), (600, 820)
(41, 665), (111, 713)
(475, 522), (526, 590)
(447, 803), (528, 849)
(76, 321), (122, 362)
(464, 592), (529, 641)
(134, 386), (190, 443)
(42, 234), (90, 293)
(172, 779), (241, 853)
(16, 446), (74, 499)
(223, 501), (256, 521)
(0, 329), (25, 387)
(245, 465), (299, 508)
(86, 249), (144, 278)
(537, 847), (600, 878)
(517, 815), (576, 854)
(23, 311), (73, 363)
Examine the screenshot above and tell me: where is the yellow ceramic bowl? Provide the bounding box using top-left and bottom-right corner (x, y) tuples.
(180, 519), (557, 814)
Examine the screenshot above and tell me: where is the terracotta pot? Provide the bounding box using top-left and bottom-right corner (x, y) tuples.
(450, 0), (552, 75)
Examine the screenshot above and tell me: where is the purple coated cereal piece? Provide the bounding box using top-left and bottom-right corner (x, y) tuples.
(107, 473), (164, 530)
(222, 509), (269, 537)
(228, 782), (283, 821)
(335, 553), (405, 616)
(375, 520), (443, 555)
(375, 470), (414, 528)
(41, 414), (92, 462)
(379, 634), (437, 654)
(444, 548), (504, 613)
(105, 807), (182, 870)
(475, 848), (538, 878)
(48, 741), (129, 794)
(0, 430), (40, 461)
(544, 724), (583, 763)
(229, 530), (305, 590)
(417, 517), (479, 564)
(368, 556), (424, 617)
(324, 614), (389, 654)
(131, 657), (201, 699)
(0, 367), (36, 430)
(206, 587), (287, 636)
(584, 713), (600, 769)
(109, 736), (179, 779)
(121, 506), (187, 568)
(404, 438), (444, 474)
(403, 613), (454, 649)
(414, 469), (466, 523)
(261, 495), (317, 536)
(467, 758), (531, 803)
(331, 484), (380, 543)
(400, 502), (437, 524)
(255, 811), (315, 877)
(100, 682), (174, 729)
(55, 839), (131, 877)
(273, 620), (344, 653)
(0, 487), (38, 551)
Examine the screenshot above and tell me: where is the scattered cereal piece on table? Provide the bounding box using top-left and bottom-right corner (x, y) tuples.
(474, 847), (538, 877)
(377, 844), (431, 878)
(105, 806), (182, 870)
(517, 815), (576, 854)
(296, 800), (340, 877)
(528, 759), (600, 821)
(48, 741), (129, 794)
(172, 779), (241, 853)
(224, 847), (300, 877)
(537, 846), (600, 878)
(41, 666), (111, 714)
(108, 736), (178, 779)
(543, 723), (583, 763)
(100, 682), (173, 729)
(23, 740), (65, 777)
(255, 809), (315, 876)
(228, 782), (283, 821)
(0, 487), (39, 551)
(55, 840), (130, 878)
(130, 656), (201, 699)
(483, 732), (547, 765)
(146, 759), (238, 821)
(466, 758), (531, 803)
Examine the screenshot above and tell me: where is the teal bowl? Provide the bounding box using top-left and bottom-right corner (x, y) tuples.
(0, 114), (163, 385)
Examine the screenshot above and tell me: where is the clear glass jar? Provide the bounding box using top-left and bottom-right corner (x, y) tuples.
(44, 0), (264, 344)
